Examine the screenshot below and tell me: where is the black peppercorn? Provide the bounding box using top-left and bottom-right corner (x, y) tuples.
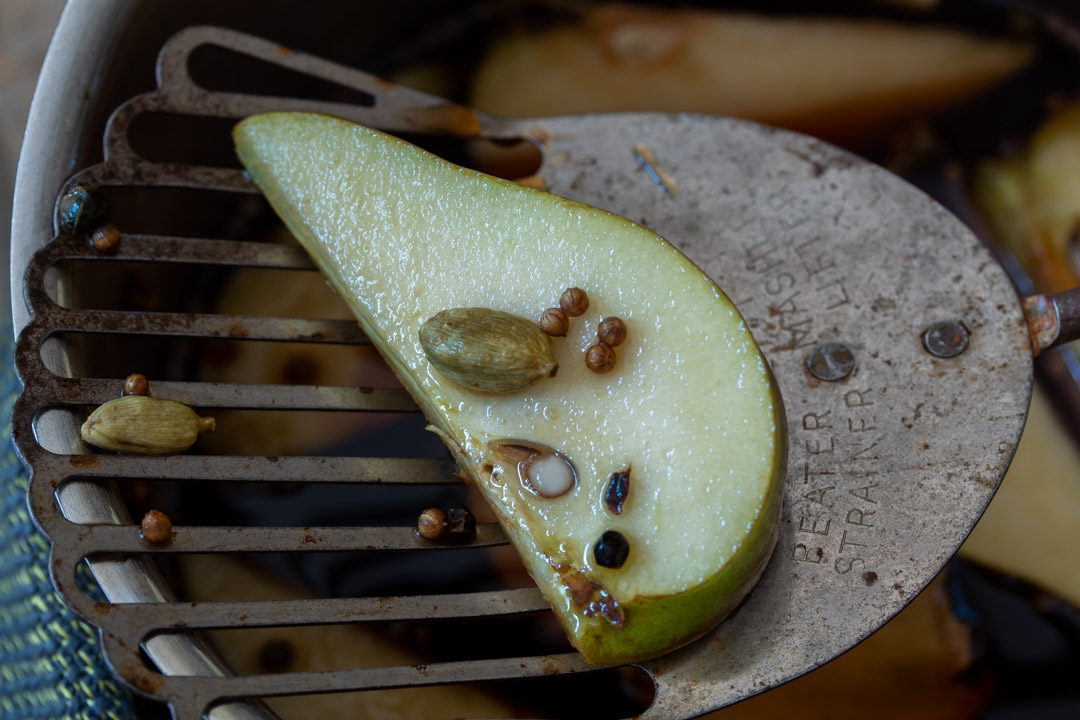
(57, 184), (110, 235)
(594, 530), (630, 569)
(445, 503), (476, 541)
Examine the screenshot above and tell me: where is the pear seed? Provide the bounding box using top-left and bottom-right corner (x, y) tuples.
(524, 452), (576, 498)
(490, 441), (543, 465)
(604, 467), (631, 515)
(490, 440), (577, 498)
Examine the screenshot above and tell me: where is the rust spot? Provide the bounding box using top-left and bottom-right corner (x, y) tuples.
(862, 571), (878, 586)
(274, 44), (294, 57)
(128, 669), (164, 694)
(1021, 294), (1058, 356)
(94, 602), (111, 615)
(900, 403), (924, 430)
(802, 364), (821, 388)
(69, 455), (100, 469)
(227, 324), (250, 338)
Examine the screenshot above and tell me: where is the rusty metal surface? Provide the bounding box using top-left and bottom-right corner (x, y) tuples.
(12, 25), (1033, 720)
(1022, 287), (1080, 356)
(514, 111), (1033, 717)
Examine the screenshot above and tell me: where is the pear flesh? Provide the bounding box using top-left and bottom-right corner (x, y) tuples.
(234, 112), (785, 664)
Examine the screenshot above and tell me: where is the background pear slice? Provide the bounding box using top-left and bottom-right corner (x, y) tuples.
(234, 112), (785, 664)
(467, 5), (1032, 149)
(964, 99), (1080, 608)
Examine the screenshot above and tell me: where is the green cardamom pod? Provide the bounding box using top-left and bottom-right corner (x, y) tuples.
(419, 307), (558, 394)
(81, 395), (215, 455)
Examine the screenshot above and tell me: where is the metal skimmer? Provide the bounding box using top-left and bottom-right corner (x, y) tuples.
(13, 25), (1041, 720)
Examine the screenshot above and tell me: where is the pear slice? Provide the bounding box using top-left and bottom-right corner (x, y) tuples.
(233, 112), (786, 664)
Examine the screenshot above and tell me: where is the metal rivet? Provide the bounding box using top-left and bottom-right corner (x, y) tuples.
(923, 321), (969, 358)
(807, 343), (855, 382)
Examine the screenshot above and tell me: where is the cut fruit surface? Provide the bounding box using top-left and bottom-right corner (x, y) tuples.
(234, 112), (785, 664)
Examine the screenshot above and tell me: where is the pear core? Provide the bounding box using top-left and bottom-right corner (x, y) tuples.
(234, 112), (786, 664)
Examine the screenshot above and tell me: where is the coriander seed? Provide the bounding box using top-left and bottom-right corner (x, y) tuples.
(141, 509), (172, 544)
(123, 373), (149, 396)
(559, 287), (589, 317)
(597, 317), (627, 347)
(585, 343), (615, 373)
(417, 507), (449, 540)
(90, 223), (121, 253)
(538, 307), (569, 337)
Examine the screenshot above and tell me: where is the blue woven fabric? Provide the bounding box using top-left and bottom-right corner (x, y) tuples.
(0, 328), (136, 720)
